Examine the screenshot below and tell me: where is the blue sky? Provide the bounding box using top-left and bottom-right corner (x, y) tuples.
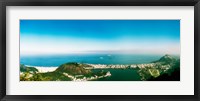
(20, 20), (180, 55)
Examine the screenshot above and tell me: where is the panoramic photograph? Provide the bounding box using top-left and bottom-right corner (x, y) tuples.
(20, 20), (180, 81)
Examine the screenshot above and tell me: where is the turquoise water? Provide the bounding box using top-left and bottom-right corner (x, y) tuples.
(20, 54), (180, 81)
(92, 69), (141, 81)
(20, 54), (162, 67)
(20, 54), (165, 81)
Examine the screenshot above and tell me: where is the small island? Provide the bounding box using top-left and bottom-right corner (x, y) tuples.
(20, 54), (180, 81)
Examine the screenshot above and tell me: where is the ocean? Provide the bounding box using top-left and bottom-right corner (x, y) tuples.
(20, 54), (166, 81)
(20, 54), (163, 67)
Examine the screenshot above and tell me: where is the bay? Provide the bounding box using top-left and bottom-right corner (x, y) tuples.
(20, 54), (162, 67)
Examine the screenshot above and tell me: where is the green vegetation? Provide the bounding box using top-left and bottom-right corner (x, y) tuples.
(20, 64), (38, 73)
(55, 62), (107, 78)
(138, 54), (180, 81)
(20, 64), (39, 81)
(148, 59), (180, 81)
(152, 54), (177, 65)
(30, 72), (71, 81)
(55, 62), (92, 75)
(20, 62), (107, 81)
(149, 68), (160, 78)
(20, 55), (180, 81)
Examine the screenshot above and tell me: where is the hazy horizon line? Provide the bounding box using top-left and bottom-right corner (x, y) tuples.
(20, 52), (180, 57)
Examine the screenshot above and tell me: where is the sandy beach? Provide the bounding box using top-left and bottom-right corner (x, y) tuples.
(35, 67), (58, 73)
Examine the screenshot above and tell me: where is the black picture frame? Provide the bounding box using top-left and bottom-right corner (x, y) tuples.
(0, 0), (199, 101)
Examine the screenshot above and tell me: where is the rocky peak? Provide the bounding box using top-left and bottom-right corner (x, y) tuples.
(157, 54), (176, 64)
(55, 62), (91, 75)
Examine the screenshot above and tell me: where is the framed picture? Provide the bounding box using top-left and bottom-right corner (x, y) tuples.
(0, 0), (199, 101)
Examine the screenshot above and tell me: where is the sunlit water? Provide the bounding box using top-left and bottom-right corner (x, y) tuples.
(20, 54), (168, 81)
(20, 54), (163, 66)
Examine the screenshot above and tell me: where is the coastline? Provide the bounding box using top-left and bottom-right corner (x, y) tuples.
(24, 63), (152, 72)
(35, 67), (57, 73)
(24, 62), (170, 72)
(25, 65), (58, 73)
